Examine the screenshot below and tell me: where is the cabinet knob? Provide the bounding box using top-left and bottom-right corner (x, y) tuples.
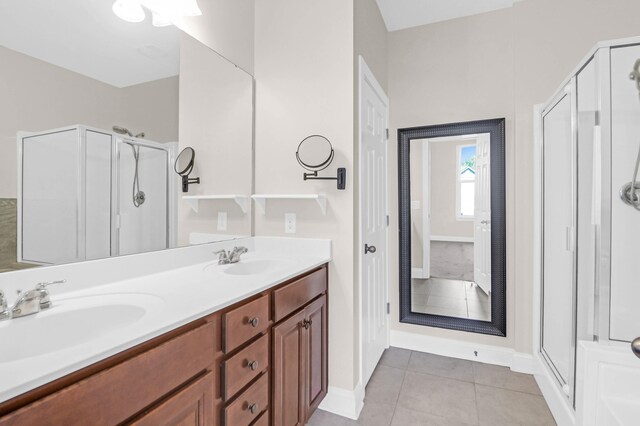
(248, 317), (259, 327)
(248, 403), (258, 414)
(302, 318), (313, 329)
(247, 360), (259, 371)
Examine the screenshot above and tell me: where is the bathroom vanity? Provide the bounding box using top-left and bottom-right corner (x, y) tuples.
(0, 237), (330, 426)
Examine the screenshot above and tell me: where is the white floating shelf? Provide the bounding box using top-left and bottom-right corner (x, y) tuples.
(251, 193), (327, 215)
(182, 195), (249, 214)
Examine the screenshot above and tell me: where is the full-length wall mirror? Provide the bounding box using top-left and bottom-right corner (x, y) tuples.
(0, 0), (254, 273)
(398, 119), (506, 336)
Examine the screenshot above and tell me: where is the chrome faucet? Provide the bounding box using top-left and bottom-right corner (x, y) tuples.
(5, 280), (65, 320)
(213, 247), (248, 265)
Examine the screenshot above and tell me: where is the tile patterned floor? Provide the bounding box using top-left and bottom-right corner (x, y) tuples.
(307, 348), (556, 426)
(411, 278), (491, 321)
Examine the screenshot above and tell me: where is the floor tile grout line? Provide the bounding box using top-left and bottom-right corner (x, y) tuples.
(473, 381), (545, 396)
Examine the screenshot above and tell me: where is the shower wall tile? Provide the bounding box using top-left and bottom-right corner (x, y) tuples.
(0, 198), (18, 270)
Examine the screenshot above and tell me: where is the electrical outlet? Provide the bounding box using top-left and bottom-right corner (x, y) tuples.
(217, 211), (227, 231)
(284, 213), (296, 234)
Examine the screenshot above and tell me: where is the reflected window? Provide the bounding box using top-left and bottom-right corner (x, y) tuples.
(457, 144), (476, 219)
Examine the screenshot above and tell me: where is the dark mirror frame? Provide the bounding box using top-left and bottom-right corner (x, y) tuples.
(398, 118), (506, 337)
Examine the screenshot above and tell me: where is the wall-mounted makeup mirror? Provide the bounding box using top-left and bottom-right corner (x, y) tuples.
(296, 135), (346, 190)
(174, 147), (200, 192)
(0, 0), (254, 273)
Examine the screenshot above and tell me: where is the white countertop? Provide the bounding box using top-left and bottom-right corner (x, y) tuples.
(0, 237), (331, 404)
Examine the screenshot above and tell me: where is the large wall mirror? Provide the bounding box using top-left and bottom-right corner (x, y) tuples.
(398, 118), (506, 336)
(0, 0), (253, 273)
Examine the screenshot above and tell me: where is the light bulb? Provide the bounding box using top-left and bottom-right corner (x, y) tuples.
(152, 12), (172, 27)
(112, 0), (146, 23)
(182, 0), (202, 17)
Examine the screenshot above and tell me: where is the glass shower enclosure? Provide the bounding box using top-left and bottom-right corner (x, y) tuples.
(18, 125), (177, 265)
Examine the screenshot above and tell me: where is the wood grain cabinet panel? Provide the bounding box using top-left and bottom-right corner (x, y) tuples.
(129, 371), (215, 426)
(0, 322), (216, 426)
(223, 373), (269, 426)
(273, 267), (327, 322)
(304, 295), (328, 418)
(222, 294), (269, 353)
(221, 333), (269, 400)
(272, 309), (306, 426)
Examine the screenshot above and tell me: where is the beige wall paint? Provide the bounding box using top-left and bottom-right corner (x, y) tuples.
(178, 34), (253, 244)
(173, 0), (255, 74)
(429, 139), (475, 238)
(254, 0), (356, 391)
(388, 0), (640, 354)
(0, 45), (178, 199)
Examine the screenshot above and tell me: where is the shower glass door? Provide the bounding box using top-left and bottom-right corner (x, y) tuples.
(116, 140), (169, 256)
(541, 81), (577, 403)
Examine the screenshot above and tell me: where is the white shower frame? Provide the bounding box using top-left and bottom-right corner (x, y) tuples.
(533, 35), (640, 426)
(112, 136), (179, 256)
(17, 125), (178, 264)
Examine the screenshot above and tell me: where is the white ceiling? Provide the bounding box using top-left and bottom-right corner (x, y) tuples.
(0, 0), (180, 88)
(375, 0), (523, 31)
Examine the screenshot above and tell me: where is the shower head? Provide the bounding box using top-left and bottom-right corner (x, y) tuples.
(113, 125), (133, 136)
(113, 126), (145, 139)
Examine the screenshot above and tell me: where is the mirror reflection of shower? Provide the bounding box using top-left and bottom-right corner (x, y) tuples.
(112, 125), (145, 139)
(126, 142), (146, 208)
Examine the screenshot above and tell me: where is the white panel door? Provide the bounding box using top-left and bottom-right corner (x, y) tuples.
(609, 44), (640, 342)
(473, 134), (491, 294)
(360, 58), (389, 386)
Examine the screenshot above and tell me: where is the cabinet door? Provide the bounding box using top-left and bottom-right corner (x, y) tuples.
(130, 371), (216, 426)
(304, 295), (328, 420)
(272, 310), (306, 426)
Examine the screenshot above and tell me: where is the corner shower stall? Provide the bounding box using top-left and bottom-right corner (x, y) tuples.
(18, 125), (177, 265)
(537, 37), (640, 425)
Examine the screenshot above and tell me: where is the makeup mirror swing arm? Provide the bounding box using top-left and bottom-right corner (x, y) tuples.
(303, 168), (347, 189)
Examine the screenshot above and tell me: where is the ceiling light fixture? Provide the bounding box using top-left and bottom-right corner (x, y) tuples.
(112, 0), (146, 23)
(112, 0), (202, 27)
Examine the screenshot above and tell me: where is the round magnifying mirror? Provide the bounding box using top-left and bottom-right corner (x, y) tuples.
(296, 135), (334, 172)
(175, 147), (195, 176)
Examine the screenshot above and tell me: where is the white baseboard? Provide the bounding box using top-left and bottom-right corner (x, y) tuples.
(318, 382), (364, 420)
(533, 356), (575, 426)
(390, 330), (535, 373)
(431, 235), (474, 243)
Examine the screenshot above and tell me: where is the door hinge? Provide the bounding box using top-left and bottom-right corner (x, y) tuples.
(387, 302), (390, 314)
(385, 128), (390, 140)
(386, 215), (390, 227)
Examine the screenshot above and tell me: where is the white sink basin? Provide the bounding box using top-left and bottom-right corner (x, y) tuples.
(204, 258), (294, 276)
(0, 293), (162, 363)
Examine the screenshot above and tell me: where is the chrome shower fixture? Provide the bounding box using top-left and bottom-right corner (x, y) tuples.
(113, 125), (145, 139)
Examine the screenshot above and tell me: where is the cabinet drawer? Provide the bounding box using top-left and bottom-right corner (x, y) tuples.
(273, 267), (327, 322)
(222, 294), (269, 353)
(129, 371), (215, 426)
(253, 410), (269, 426)
(222, 333), (269, 400)
(0, 322), (216, 426)
(223, 373), (269, 426)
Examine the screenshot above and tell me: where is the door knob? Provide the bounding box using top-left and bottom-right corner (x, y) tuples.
(364, 244), (376, 254)
(632, 337), (640, 359)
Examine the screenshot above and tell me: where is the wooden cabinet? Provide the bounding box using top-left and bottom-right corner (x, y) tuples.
(0, 264), (329, 426)
(272, 272), (328, 426)
(130, 371), (215, 426)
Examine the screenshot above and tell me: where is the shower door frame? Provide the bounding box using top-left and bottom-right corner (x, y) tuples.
(539, 79), (579, 407)
(112, 137), (178, 257)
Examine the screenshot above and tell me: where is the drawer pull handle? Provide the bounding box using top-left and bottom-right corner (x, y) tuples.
(248, 317), (260, 327)
(248, 360), (259, 371)
(248, 403), (258, 414)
